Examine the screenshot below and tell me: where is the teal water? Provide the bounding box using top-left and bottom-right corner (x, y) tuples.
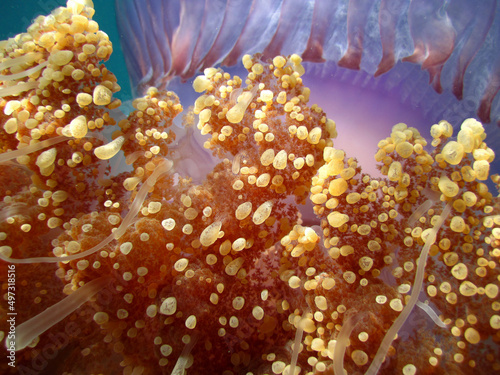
(1, 0), (132, 100)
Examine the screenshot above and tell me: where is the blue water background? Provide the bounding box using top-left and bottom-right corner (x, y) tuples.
(1, 0), (132, 100)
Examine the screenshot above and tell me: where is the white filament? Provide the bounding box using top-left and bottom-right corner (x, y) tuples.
(288, 315), (305, 375)
(407, 199), (434, 227)
(365, 203), (451, 375)
(171, 335), (198, 375)
(0, 82), (38, 97)
(0, 53), (43, 71)
(0, 202), (27, 222)
(0, 136), (68, 164)
(0, 160), (172, 264)
(416, 300), (447, 328)
(113, 159), (172, 238)
(0, 133), (107, 164)
(333, 313), (361, 375)
(6, 276), (110, 351)
(0, 61), (48, 81)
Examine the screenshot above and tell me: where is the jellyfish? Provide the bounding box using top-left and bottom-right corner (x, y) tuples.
(0, 1), (499, 375)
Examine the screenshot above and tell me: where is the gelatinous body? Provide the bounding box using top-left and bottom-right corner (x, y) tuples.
(117, 0), (500, 125)
(0, 2), (499, 375)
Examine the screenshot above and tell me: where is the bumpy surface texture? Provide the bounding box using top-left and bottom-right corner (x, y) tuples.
(0, 2), (499, 375)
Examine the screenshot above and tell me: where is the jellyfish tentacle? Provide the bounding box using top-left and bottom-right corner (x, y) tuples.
(416, 300), (448, 328)
(181, 0), (228, 79)
(9, 276), (111, 351)
(365, 203), (452, 375)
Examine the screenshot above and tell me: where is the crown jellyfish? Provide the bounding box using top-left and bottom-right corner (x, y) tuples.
(0, 1), (499, 375)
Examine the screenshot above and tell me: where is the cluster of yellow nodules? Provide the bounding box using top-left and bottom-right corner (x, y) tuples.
(375, 119), (494, 221)
(1, 2), (118, 142)
(375, 120), (499, 366)
(114, 87), (182, 192)
(0, 0), (120, 239)
(303, 117), (500, 372)
(280, 225), (320, 262)
(191, 54), (336, 206)
(192, 53), (335, 146)
(434, 119), (492, 192)
(375, 123), (431, 203)
(192, 53), (312, 141)
(430, 120), (494, 235)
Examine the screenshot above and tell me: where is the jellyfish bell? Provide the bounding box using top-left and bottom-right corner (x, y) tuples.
(115, 0), (500, 180)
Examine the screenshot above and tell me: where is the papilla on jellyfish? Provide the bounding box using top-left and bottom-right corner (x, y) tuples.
(0, 1), (499, 374)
